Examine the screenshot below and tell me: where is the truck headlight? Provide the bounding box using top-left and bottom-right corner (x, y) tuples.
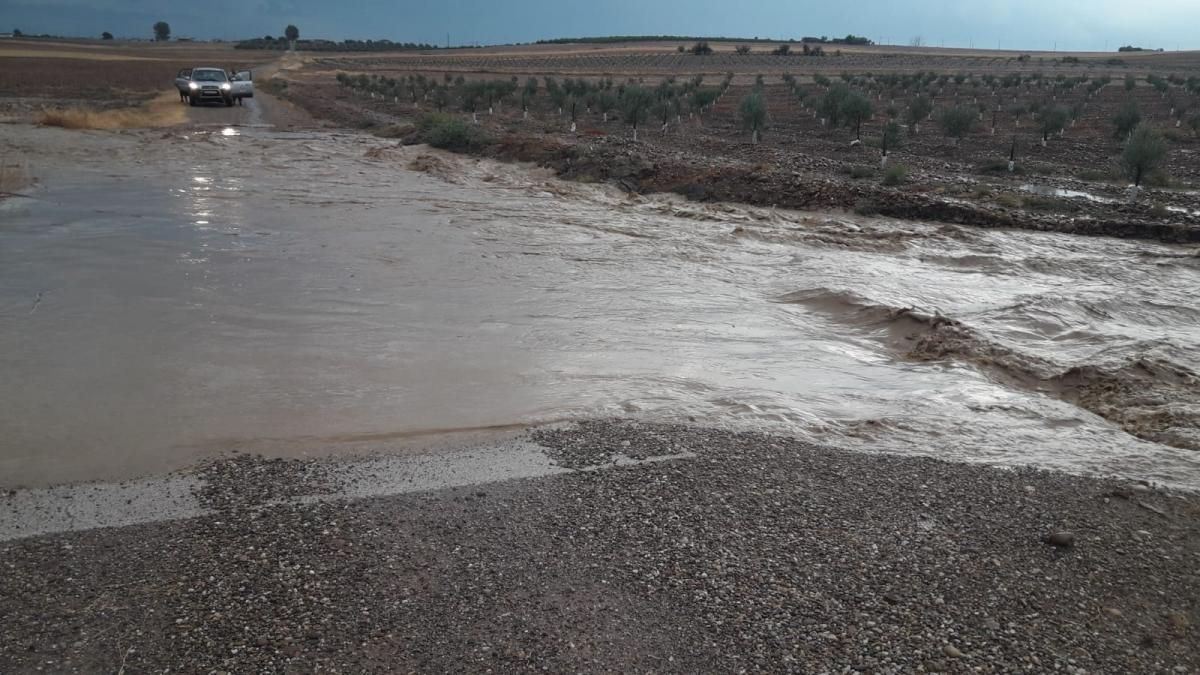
(188, 82), (198, 89)
(220, 83), (231, 91)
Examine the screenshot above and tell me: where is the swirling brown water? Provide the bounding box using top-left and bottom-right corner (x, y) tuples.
(2, 126), (1198, 488)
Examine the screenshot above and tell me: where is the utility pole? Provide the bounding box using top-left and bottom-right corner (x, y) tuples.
(446, 32), (450, 49)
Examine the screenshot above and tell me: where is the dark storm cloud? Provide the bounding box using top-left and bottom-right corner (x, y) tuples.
(1, 0), (1196, 49)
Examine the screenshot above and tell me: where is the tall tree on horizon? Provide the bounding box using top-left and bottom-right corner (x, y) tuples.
(153, 21), (170, 42)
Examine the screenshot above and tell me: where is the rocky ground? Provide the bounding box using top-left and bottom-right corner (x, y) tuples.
(2, 421), (1197, 673)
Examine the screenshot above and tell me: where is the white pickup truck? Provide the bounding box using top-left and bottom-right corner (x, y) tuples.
(173, 67), (254, 106)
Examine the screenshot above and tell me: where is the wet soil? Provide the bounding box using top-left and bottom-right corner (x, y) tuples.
(268, 77), (1200, 244)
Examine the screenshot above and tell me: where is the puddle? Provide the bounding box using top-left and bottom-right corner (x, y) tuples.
(1021, 184), (1118, 204)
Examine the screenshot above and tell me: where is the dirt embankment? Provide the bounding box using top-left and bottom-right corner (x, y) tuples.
(480, 134), (1200, 244)
(267, 81), (1200, 244)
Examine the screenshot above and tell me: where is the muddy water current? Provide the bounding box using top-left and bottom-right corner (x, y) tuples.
(2, 126), (1199, 488)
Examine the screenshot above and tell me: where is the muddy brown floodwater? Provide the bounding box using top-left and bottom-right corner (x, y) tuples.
(1, 125), (1199, 489)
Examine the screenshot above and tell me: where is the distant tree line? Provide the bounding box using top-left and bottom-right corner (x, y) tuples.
(235, 37), (440, 51)
(801, 34), (874, 45)
(537, 35), (795, 45)
(536, 34), (872, 46)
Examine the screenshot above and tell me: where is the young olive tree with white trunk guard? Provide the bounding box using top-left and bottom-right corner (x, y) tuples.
(840, 93), (872, 141)
(738, 92), (768, 144)
(905, 95), (931, 134)
(1040, 106), (1069, 146)
(939, 106), (976, 147)
(1121, 123), (1167, 198)
(621, 87), (655, 142)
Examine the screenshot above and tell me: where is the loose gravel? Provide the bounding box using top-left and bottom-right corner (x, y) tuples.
(2, 420), (1198, 673)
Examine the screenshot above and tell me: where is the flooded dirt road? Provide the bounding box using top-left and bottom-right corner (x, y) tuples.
(2, 124), (1198, 488)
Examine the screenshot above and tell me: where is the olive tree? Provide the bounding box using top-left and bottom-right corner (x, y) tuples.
(1121, 123), (1167, 192)
(596, 90), (616, 122)
(153, 21), (170, 41)
(689, 88), (719, 119)
(431, 85), (449, 112)
(939, 106), (976, 145)
(1171, 100), (1188, 128)
(819, 83), (851, 127)
(521, 77), (537, 119)
(621, 86), (655, 141)
(460, 82), (483, 123)
(652, 99), (673, 133)
(1039, 106), (1069, 146)
(905, 95), (932, 134)
(285, 24), (299, 43)
(880, 121), (902, 167)
(738, 92), (768, 144)
(840, 93), (872, 140)
(1114, 101), (1141, 139)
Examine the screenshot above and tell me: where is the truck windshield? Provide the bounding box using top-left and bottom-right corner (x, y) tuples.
(192, 70), (227, 82)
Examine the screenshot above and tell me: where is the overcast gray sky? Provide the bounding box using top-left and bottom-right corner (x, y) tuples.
(2, 0), (1197, 51)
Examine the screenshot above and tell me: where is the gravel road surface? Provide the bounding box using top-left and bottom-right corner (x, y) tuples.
(2, 421), (1197, 673)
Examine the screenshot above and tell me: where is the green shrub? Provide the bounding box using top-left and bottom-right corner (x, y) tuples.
(373, 124), (413, 139)
(1162, 129), (1187, 143)
(881, 164), (907, 186)
(995, 193), (1022, 208)
(845, 165), (874, 179)
(977, 159), (1022, 175)
(1077, 168), (1116, 182)
(1143, 169), (1173, 188)
(1022, 196), (1081, 213)
(415, 113), (488, 150)
(853, 198), (880, 215)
